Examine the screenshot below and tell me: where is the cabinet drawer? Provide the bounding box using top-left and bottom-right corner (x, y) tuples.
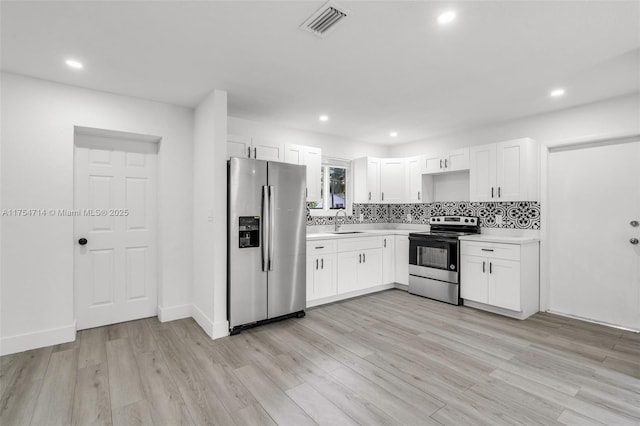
(337, 236), (383, 253)
(307, 240), (337, 255)
(461, 241), (520, 261)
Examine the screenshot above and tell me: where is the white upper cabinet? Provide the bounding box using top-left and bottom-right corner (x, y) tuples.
(380, 158), (406, 203)
(424, 148), (470, 174)
(284, 143), (322, 203)
(470, 138), (539, 202)
(406, 156), (423, 203)
(227, 135), (284, 162)
(227, 134), (252, 160)
(353, 157), (381, 203)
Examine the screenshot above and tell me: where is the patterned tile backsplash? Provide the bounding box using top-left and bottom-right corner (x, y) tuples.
(307, 201), (540, 230)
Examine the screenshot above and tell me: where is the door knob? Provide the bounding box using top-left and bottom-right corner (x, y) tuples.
(630, 238), (639, 245)
(78, 238), (88, 246)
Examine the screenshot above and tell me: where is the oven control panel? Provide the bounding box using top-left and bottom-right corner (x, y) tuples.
(430, 216), (477, 226)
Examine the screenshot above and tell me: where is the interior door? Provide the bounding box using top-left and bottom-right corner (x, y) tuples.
(549, 140), (640, 331)
(74, 135), (158, 330)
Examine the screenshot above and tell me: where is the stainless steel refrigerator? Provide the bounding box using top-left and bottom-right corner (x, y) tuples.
(228, 157), (306, 334)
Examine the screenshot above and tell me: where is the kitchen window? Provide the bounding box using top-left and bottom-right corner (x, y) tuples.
(309, 158), (352, 216)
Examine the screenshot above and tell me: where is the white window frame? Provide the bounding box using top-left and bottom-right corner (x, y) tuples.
(309, 158), (353, 217)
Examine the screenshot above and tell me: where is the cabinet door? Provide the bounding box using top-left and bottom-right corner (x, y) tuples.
(380, 158), (406, 203)
(303, 146), (322, 203)
(424, 153), (444, 174)
(496, 139), (539, 201)
(488, 258), (521, 311)
(306, 255), (318, 301)
(315, 254), (337, 299)
(284, 143), (303, 164)
(460, 255), (488, 303)
(446, 148), (470, 172)
(358, 248), (383, 289)
(394, 235), (409, 285)
(337, 251), (359, 293)
(382, 236), (395, 284)
(227, 134), (251, 160)
(406, 157), (422, 203)
(469, 143), (497, 202)
(253, 139), (283, 162)
(367, 158), (381, 203)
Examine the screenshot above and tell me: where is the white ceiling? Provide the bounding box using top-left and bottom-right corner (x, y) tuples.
(2, 1), (639, 145)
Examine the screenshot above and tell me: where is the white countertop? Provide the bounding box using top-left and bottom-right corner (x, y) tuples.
(307, 228), (414, 241)
(459, 234), (539, 244)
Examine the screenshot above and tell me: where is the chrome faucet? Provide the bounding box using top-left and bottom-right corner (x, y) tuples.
(334, 209), (348, 232)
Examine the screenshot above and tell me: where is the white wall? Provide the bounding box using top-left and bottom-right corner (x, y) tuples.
(0, 73), (194, 354)
(389, 93), (640, 156)
(192, 89), (228, 339)
(228, 116), (388, 160)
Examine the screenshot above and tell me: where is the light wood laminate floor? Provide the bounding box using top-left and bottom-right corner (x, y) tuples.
(1, 289), (639, 425)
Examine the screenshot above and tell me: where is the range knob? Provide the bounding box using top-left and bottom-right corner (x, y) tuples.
(464, 219), (469, 223)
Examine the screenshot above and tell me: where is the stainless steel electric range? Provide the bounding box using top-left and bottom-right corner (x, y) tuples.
(408, 216), (480, 305)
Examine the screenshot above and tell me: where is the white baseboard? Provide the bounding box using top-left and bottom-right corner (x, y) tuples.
(0, 322), (76, 356)
(157, 303), (192, 322)
(212, 320), (230, 339)
(394, 283), (408, 291)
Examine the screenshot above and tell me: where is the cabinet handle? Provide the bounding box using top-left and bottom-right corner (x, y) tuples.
(316, 259), (318, 270)
(418, 191), (421, 200)
(491, 187), (495, 198)
(363, 253), (366, 263)
(359, 254), (362, 263)
(254, 147), (257, 158)
(381, 192), (384, 201)
(440, 159), (443, 169)
(445, 159), (448, 168)
(368, 192), (371, 201)
(490, 262), (492, 274)
(384, 238), (387, 248)
(481, 248), (494, 252)
(315, 246), (324, 249)
(483, 261), (485, 273)
(498, 187), (501, 198)
(321, 258), (324, 269)
(247, 147), (251, 158)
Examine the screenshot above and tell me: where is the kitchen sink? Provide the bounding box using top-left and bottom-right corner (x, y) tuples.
(332, 231), (364, 234)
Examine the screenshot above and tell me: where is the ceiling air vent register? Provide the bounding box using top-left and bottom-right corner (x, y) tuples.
(300, 2), (349, 38)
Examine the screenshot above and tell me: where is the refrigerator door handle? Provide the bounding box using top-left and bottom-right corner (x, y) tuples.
(261, 186), (269, 272)
(268, 185), (275, 271)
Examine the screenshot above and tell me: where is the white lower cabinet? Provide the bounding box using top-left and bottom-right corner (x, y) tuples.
(382, 236), (395, 284)
(460, 240), (539, 319)
(337, 248), (382, 293)
(394, 235), (409, 285)
(307, 253), (337, 300)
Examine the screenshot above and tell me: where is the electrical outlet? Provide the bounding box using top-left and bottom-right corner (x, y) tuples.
(407, 213), (412, 222)
(359, 213), (364, 222)
(495, 214), (503, 225)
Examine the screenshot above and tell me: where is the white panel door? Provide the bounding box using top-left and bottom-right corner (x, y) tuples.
(75, 140), (158, 330)
(227, 134), (251, 159)
(380, 158), (405, 203)
(406, 157), (422, 203)
(337, 251), (359, 293)
(549, 141), (640, 331)
(424, 153), (444, 174)
(367, 158), (381, 203)
(358, 248), (383, 289)
(253, 139), (283, 161)
(382, 236), (395, 284)
(394, 235), (409, 285)
(460, 255), (488, 303)
(284, 143), (303, 164)
(488, 258), (521, 311)
(315, 254), (337, 299)
(303, 146), (322, 203)
(496, 140), (524, 201)
(469, 144), (497, 202)
(446, 148), (470, 172)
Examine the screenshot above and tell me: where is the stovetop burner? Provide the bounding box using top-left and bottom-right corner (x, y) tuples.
(410, 215), (480, 238)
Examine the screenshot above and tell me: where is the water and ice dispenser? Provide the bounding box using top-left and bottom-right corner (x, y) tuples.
(238, 216), (260, 248)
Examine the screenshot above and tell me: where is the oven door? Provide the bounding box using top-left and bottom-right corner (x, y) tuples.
(409, 235), (459, 283)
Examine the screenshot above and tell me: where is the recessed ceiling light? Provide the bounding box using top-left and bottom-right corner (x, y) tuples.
(390, 131), (398, 137)
(65, 59), (83, 69)
(550, 88), (565, 98)
(438, 10), (456, 24)
(319, 115), (329, 122)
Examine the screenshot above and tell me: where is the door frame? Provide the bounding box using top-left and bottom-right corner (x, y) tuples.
(73, 125), (162, 330)
(543, 133), (640, 330)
